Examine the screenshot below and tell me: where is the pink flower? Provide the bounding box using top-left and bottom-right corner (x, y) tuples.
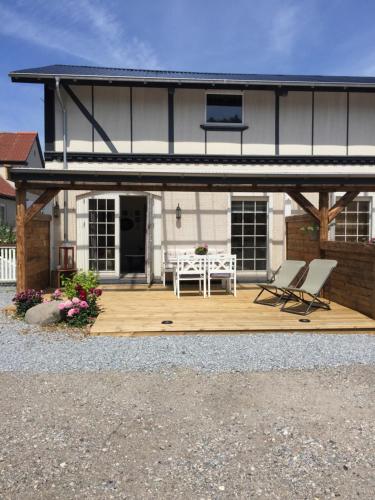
(58, 302), (66, 311)
(53, 289), (62, 298)
(79, 300), (89, 309)
(64, 300), (73, 309)
(67, 307), (80, 317)
(72, 297), (80, 305)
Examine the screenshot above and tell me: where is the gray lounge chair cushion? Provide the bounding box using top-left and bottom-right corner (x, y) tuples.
(286, 259), (338, 296)
(258, 260), (306, 289)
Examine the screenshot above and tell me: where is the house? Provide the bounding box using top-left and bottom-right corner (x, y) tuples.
(8, 65), (375, 285)
(0, 132), (44, 227)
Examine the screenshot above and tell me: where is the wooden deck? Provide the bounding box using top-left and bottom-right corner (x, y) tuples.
(90, 284), (375, 336)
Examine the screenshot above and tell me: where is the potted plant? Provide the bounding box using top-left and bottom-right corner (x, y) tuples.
(195, 243), (208, 255)
(300, 224), (319, 241)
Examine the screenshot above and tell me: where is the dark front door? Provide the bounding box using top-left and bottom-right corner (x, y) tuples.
(120, 196), (147, 274)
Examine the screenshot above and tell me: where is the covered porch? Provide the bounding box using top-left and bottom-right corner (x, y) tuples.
(9, 164), (375, 335)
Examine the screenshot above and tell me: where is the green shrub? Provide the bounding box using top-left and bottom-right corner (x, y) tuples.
(61, 270), (98, 299)
(0, 224), (16, 244)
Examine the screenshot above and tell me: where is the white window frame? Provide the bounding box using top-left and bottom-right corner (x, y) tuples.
(205, 90), (244, 126)
(331, 195), (372, 242)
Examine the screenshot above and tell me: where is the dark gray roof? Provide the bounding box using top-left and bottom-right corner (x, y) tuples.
(9, 64), (375, 88)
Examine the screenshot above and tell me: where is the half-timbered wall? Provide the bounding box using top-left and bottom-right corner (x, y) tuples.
(51, 86), (375, 157)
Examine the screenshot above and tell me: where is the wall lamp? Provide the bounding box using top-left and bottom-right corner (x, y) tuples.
(176, 203), (182, 220)
(53, 201), (60, 218)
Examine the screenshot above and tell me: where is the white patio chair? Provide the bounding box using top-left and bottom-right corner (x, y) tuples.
(162, 249), (192, 286)
(207, 254), (237, 297)
(173, 255), (207, 298)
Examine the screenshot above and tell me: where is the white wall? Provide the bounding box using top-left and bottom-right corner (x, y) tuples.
(313, 92), (347, 155)
(132, 88), (168, 153)
(93, 87), (131, 153)
(279, 91), (312, 155)
(242, 91), (275, 155)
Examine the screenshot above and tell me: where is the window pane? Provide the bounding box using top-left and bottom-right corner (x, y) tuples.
(107, 199), (115, 210)
(243, 213), (255, 224)
(243, 201), (255, 212)
(98, 199), (106, 210)
(256, 260), (267, 270)
(231, 213), (242, 224)
(206, 94), (242, 124)
(89, 199), (97, 210)
(256, 201), (267, 213)
(243, 260), (255, 270)
(231, 201), (243, 212)
(231, 237), (242, 247)
(232, 225), (242, 235)
(358, 201), (369, 212)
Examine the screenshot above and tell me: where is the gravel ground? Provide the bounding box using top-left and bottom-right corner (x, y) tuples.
(1, 288), (375, 373)
(1, 289), (375, 498)
(1, 367), (374, 499)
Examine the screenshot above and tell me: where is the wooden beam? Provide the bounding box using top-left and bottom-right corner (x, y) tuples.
(25, 189), (60, 225)
(287, 191), (320, 221)
(328, 191), (360, 222)
(16, 188), (26, 292)
(319, 191), (329, 242)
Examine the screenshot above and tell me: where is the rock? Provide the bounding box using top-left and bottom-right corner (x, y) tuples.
(25, 302), (62, 326)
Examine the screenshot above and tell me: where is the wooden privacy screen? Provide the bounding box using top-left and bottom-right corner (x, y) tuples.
(24, 214), (51, 290)
(286, 215), (375, 319)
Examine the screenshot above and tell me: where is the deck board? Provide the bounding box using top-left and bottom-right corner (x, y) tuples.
(90, 284), (375, 336)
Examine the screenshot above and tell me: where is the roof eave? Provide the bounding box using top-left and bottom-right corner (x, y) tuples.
(9, 72), (375, 89)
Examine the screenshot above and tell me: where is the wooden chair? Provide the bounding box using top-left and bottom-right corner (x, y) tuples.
(173, 255), (206, 298)
(207, 254), (237, 297)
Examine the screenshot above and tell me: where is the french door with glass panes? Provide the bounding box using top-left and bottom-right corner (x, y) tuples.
(87, 195), (120, 277)
(231, 199), (268, 277)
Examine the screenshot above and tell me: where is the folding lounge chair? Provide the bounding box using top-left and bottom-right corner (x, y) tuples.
(280, 259), (338, 316)
(254, 260), (306, 306)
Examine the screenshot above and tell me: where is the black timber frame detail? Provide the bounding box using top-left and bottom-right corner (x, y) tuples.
(44, 85), (55, 151)
(44, 151), (375, 165)
(168, 88), (174, 154)
(62, 84), (118, 154)
(275, 90), (280, 155)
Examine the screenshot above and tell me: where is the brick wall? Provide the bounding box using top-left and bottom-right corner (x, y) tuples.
(286, 215), (375, 318)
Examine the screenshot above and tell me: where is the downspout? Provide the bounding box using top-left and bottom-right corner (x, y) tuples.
(55, 77), (68, 242)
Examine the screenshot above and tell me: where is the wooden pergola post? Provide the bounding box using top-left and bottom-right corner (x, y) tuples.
(319, 192), (329, 242)
(16, 187), (27, 292)
(15, 185), (60, 292)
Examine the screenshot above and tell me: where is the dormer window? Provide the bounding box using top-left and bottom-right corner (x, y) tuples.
(206, 94), (243, 124)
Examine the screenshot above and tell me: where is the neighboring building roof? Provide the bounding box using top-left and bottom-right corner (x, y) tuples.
(9, 64), (375, 89)
(0, 132), (38, 164)
(0, 176), (15, 199)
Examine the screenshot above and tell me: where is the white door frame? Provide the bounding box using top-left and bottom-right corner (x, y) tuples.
(76, 191), (152, 282)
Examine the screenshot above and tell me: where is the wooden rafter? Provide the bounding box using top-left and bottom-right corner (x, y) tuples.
(25, 189), (60, 225)
(328, 191), (360, 222)
(287, 191), (320, 222)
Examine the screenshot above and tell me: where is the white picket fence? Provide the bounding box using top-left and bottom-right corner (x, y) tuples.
(0, 246), (16, 283)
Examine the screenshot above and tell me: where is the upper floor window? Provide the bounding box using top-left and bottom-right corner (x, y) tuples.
(206, 94), (243, 124)
(334, 199), (371, 242)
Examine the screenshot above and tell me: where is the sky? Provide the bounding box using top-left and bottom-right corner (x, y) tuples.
(1, 0), (375, 144)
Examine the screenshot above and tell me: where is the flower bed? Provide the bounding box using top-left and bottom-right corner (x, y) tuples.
(12, 271), (103, 328)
